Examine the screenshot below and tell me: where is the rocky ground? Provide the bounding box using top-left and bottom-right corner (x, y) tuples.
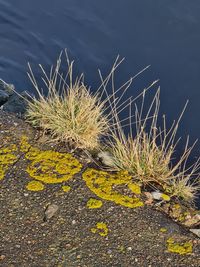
(0, 110), (200, 267)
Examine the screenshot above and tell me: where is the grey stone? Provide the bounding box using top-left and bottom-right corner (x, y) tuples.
(0, 78), (15, 96)
(43, 204), (59, 221)
(2, 91), (32, 117)
(0, 89), (9, 106)
(98, 151), (116, 167)
(190, 229), (200, 238)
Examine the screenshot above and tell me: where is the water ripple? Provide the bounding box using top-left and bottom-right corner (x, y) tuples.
(0, 3), (26, 30)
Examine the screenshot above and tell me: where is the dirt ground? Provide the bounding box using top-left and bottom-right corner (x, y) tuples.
(0, 111), (199, 267)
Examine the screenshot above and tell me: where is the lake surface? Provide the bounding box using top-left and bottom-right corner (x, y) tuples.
(1, 0), (200, 204)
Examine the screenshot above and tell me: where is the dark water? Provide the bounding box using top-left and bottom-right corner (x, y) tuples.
(1, 0), (200, 203)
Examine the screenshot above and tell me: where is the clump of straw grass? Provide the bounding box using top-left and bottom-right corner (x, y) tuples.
(104, 88), (200, 202)
(25, 52), (110, 150)
(25, 52), (147, 150)
(24, 50), (199, 202)
(169, 175), (200, 202)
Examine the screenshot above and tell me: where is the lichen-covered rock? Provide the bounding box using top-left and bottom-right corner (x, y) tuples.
(82, 168), (144, 208)
(0, 144), (18, 180)
(91, 222), (108, 236)
(0, 112), (200, 267)
(166, 237), (193, 255)
(87, 198), (103, 209)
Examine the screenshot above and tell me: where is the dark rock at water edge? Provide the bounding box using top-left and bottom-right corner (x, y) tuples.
(0, 89), (9, 106)
(0, 78), (15, 96)
(0, 78), (32, 117)
(2, 91), (32, 117)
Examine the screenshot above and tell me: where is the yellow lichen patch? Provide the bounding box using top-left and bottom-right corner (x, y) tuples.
(26, 180), (45, 191)
(0, 168), (7, 180)
(87, 198), (103, 209)
(0, 144), (18, 180)
(0, 168), (5, 180)
(20, 135), (31, 153)
(25, 148), (82, 184)
(62, 185), (71, 192)
(19, 135), (83, 188)
(128, 183), (141, 194)
(161, 193), (170, 201)
(173, 203), (181, 209)
(167, 238), (193, 255)
(91, 222), (108, 236)
(82, 168), (144, 208)
(160, 227), (167, 233)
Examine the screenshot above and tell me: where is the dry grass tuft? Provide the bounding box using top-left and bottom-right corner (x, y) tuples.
(167, 158), (200, 202)
(24, 50), (200, 202)
(25, 51), (150, 150)
(105, 88), (200, 202)
(169, 176), (200, 202)
(25, 52), (110, 150)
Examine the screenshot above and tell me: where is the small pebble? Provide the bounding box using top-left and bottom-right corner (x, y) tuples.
(0, 255), (5, 260)
(190, 229), (200, 238)
(43, 204), (59, 221)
